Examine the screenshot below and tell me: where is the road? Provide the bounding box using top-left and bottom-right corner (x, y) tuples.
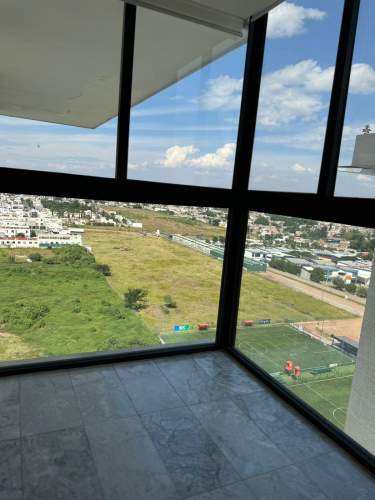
(264, 270), (365, 316)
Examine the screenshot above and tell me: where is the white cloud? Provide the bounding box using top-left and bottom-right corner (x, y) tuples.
(349, 64), (375, 94)
(267, 2), (326, 39)
(200, 75), (243, 111)
(291, 163), (307, 173)
(190, 143), (236, 168)
(159, 145), (198, 168)
(157, 142), (236, 170)
(200, 60), (375, 127)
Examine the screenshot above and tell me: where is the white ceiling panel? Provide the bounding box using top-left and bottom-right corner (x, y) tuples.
(0, 0), (282, 128)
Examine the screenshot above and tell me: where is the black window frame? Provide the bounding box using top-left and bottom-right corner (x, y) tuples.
(0, 0), (374, 473)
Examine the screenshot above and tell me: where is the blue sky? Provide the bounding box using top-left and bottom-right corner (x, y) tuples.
(1, 1), (375, 198)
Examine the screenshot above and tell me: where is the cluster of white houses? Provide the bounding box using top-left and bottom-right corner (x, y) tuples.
(0, 194), (84, 248)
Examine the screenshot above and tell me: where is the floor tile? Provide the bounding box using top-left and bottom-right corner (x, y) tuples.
(86, 415), (177, 500)
(20, 370), (81, 436)
(299, 451), (375, 500)
(23, 428), (103, 500)
(244, 465), (327, 500)
(235, 392), (333, 462)
(194, 352), (265, 396)
(188, 482), (256, 500)
(71, 365), (136, 424)
(0, 377), (20, 441)
(141, 406), (240, 499)
(0, 439), (22, 500)
(115, 360), (184, 414)
(190, 399), (289, 479)
(156, 356), (228, 405)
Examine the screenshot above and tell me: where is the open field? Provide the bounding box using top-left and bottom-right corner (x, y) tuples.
(0, 247), (157, 361)
(84, 228), (353, 335)
(0, 224), (356, 364)
(236, 324), (355, 429)
(103, 206), (227, 238)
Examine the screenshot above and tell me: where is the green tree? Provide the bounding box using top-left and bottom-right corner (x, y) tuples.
(255, 215), (269, 225)
(357, 286), (368, 298)
(345, 283), (357, 294)
(310, 268), (325, 283)
(95, 263), (111, 276)
(29, 253), (42, 262)
(124, 288), (148, 311)
(164, 295), (177, 309)
(333, 277), (346, 290)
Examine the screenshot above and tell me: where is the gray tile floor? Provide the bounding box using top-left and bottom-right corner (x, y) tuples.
(0, 350), (374, 500)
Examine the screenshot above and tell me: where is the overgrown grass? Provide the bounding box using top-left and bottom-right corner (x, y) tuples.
(85, 228), (353, 335)
(103, 206), (227, 237)
(0, 247), (157, 361)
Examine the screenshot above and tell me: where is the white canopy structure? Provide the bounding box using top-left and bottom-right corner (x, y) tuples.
(0, 0), (282, 128)
(339, 133), (375, 176)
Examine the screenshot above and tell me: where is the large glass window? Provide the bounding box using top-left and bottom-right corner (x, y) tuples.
(127, 7), (246, 188)
(336, 0), (375, 197)
(0, 193), (226, 362)
(236, 211), (374, 453)
(248, 0), (344, 192)
(0, 0), (123, 177)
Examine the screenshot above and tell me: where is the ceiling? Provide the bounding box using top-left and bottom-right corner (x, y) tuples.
(0, 0), (282, 128)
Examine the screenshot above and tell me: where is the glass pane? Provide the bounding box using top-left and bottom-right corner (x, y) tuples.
(0, 0), (123, 177)
(336, 0), (375, 197)
(249, 0), (344, 192)
(128, 7), (246, 188)
(0, 193), (227, 362)
(236, 211), (374, 456)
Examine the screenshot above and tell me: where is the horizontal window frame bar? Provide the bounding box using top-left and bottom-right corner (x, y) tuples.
(0, 342), (216, 377)
(228, 346), (375, 474)
(2, 166), (375, 228)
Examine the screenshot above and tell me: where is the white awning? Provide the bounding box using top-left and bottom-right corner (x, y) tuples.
(0, 0), (281, 128)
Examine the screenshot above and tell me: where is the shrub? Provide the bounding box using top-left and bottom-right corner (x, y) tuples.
(29, 253), (42, 262)
(124, 288), (148, 311)
(357, 286), (368, 298)
(332, 277), (346, 290)
(95, 263), (111, 276)
(164, 294), (177, 309)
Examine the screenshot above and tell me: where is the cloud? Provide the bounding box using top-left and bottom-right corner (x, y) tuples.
(159, 145), (198, 168)
(349, 64), (375, 94)
(291, 163), (307, 173)
(190, 143), (236, 168)
(200, 75), (243, 111)
(267, 2), (326, 39)
(199, 60), (375, 127)
(157, 143), (236, 170)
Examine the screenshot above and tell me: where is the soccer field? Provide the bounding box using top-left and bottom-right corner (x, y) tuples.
(236, 324), (353, 373)
(236, 324), (355, 429)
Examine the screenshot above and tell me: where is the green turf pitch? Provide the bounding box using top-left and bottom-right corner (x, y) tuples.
(289, 375), (353, 428)
(236, 324), (355, 429)
(236, 324), (353, 373)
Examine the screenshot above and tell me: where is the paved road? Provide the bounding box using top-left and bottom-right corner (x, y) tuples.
(264, 270), (365, 316)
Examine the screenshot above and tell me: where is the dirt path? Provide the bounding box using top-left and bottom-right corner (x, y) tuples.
(296, 318), (364, 343)
(264, 270), (365, 316)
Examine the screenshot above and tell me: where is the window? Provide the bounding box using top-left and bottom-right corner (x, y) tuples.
(248, 0), (344, 192)
(0, 193), (226, 362)
(336, 0), (375, 197)
(0, 0), (123, 177)
(127, 7), (246, 188)
(235, 211), (374, 453)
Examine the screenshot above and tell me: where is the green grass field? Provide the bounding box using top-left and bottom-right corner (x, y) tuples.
(103, 206), (227, 238)
(0, 224), (355, 371)
(84, 228), (353, 335)
(0, 247), (157, 360)
(236, 324), (355, 429)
